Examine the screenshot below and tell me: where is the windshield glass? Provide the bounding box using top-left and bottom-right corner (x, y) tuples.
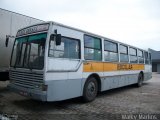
(11, 33), (47, 70)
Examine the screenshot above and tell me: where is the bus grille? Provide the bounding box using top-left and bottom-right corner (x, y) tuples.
(9, 70), (43, 89)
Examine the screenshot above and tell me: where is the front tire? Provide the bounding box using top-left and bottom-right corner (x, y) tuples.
(82, 77), (98, 102)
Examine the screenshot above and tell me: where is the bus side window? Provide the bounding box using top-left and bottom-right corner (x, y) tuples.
(49, 36), (80, 59)
(104, 40), (118, 62)
(119, 45), (129, 63)
(149, 53), (151, 64)
(84, 35), (102, 61)
(129, 47), (138, 63)
(138, 50), (144, 64)
(144, 52), (149, 64)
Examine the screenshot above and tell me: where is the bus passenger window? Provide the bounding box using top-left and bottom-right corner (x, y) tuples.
(49, 37), (80, 59)
(84, 35), (102, 61)
(104, 40), (118, 62)
(138, 50), (144, 64)
(129, 47), (138, 63)
(145, 52), (149, 64)
(149, 53), (151, 64)
(119, 45), (128, 62)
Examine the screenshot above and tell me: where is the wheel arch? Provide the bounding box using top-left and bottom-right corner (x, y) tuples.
(84, 73), (102, 92)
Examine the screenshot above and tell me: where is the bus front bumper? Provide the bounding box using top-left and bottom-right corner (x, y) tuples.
(7, 84), (47, 101)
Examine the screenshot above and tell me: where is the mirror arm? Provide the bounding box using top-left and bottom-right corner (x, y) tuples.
(6, 35), (15, 38)
(5, 35), (15, 47)
(54, 29), (57, 34)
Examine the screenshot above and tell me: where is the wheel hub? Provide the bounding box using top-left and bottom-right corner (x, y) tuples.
(87, 82), (96, 96)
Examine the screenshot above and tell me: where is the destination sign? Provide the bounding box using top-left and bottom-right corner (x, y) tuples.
(16, 24), (49, 37)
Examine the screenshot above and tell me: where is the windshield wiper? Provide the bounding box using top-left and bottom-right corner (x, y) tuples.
(14, 61), (17, 69)
(14, 54), (20, 69)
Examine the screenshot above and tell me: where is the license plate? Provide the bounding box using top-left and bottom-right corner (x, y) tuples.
(20, 91), (28, 96)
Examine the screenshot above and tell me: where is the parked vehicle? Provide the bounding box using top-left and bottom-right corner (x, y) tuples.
(0, 8), (43, 80)
(8, 21), (152, 102)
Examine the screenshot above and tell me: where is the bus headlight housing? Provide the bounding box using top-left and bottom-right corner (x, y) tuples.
(36, 84), (48, 91)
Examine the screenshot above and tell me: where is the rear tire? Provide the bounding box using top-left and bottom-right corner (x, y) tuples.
(82, 77), (98, 102)
(136, 73), (143, 87)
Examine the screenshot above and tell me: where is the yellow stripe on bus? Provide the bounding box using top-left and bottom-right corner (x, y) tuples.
(83, 62), (144, 72)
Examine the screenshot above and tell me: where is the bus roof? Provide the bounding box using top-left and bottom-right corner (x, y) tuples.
(17, 21), (149, 53)
(50, 21), (149, 52)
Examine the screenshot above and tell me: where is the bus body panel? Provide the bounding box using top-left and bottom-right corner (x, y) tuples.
(45, 78), (82, 101)
(44, 24), (84, 101)
(144, 64), (152, 81)
(102, 74), (138, 91)
(45, 65), (83, 101)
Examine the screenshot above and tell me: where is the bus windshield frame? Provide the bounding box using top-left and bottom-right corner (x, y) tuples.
(10, 33), (47, 70)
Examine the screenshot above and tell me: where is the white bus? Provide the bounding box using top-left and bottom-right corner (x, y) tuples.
(8, 22), (152, 102)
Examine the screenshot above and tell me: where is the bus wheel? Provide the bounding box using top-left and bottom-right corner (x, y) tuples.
(82, 77), (98, 102)
(137, 73), (143, 87)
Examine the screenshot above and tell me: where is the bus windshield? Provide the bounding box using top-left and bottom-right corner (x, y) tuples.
(11, 33), (47, 70)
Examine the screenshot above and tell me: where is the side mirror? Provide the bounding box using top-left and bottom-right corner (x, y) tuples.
(55, 34), (61, 45)
(50, 34), (61, 46)
(5, 36), (9, 47)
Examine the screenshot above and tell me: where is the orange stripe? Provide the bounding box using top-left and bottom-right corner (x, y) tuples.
(83, 62), (144, 72)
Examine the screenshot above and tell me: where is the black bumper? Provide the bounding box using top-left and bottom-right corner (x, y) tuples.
(7, 84), (47, 101)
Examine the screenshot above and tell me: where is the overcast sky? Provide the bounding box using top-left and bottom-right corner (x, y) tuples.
(0, 0), (160, 51)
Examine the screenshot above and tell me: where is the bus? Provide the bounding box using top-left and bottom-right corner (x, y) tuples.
(8, 21), (152, 102)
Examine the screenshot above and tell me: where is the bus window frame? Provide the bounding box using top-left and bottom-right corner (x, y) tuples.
(48, 35), (81, 59)
(129, 47), (138, 63)
(137, 49), (144, 64)
(119, 44), (129, 63)
(84, 34), (102, 61)
(104, 40), (119, 62)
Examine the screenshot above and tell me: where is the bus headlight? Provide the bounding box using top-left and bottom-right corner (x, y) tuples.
(36, 84), (48, 91)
